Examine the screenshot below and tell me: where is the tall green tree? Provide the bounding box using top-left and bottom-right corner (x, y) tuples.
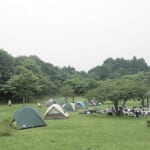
(6, 69), (42, 103)
(88, 57), (149, 80)
(60, 85), (74, 103)
(0, 49), (15, 84)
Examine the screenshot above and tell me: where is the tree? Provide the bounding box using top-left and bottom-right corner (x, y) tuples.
(146, 90), (150, 107)
(86, 79), (144, 115)
(133, 82), (149, 107)
(85, 87), (106, 104)
(6, 70), (42, 103)
(60, 85), (74, 103)
(0, 49), (15, 84)
(88, 57), (149, 80)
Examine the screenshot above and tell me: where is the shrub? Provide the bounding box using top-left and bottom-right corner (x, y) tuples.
(147, 120), (150, 127)
(0, 119), (14, 137)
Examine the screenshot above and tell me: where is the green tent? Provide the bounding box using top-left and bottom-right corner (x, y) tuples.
(57, 97), (66, 106)
(13, 107), (47, 129)
(63, 103), (75, 112)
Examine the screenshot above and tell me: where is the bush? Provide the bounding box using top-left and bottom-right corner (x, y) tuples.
(0, 119), (14, 137)
(147, 120), (150, 127)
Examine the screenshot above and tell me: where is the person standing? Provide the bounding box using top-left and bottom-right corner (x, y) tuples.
(8, 99), (12, 107)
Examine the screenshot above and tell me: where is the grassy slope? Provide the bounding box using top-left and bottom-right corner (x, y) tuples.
(0, 103), (150, 150)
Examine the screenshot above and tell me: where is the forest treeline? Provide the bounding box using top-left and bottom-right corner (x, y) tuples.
(1, 49), (150, 111)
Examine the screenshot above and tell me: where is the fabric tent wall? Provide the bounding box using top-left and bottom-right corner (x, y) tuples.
(63, 103), (75, 112)
(87, 100), (96, 106)
(75, 101), (85, 109)
(13, 107), (47, 129)
(44, 104), (69, 119)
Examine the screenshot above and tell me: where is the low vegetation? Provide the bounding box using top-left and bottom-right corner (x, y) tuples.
(147, 120), (150, 127)
(0, 119), (14, 137)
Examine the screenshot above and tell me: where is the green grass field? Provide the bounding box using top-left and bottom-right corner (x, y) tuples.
(0, 103), (150, 150)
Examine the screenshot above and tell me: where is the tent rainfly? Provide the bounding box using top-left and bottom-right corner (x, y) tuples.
(45, 98), (56, 107)
(13, 107), (47, 129)
(87, 100), (96, 106)
(44, 104), (69, 119)
(63, 103), (75, 112)
(75, 101), (85, 109)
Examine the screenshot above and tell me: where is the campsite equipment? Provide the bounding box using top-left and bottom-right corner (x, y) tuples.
(45, 98), (56, 107)
(63, 103), (75, 112)
(75, 101), (85, 109)
(13, 107), (47, 129)
(87, 100), (96, 106)
(44, 104), (69, 119)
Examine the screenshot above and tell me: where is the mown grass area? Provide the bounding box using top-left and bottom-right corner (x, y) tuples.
(0, 103), (150, 150)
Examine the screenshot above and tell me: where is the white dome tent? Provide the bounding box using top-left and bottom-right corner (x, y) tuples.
(44, 104), (69, 119)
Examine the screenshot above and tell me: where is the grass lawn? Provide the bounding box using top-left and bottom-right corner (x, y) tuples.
(0, 103), (150, 150)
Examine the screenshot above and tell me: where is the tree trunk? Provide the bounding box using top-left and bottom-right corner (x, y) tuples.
(122, 99), (127, 107)
(141, 98), (145, 107)
(114, 102), (119, 115)
(147, 97), (150, 108)
(147, 97), (149, 107)
(114, 101), (123, 115)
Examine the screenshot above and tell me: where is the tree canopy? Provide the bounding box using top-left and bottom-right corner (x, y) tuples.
(88, 57), (149, 80)
(0, 49), (150, 105)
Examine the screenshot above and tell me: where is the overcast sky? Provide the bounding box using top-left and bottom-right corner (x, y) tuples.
(0, 0), (150, 71)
